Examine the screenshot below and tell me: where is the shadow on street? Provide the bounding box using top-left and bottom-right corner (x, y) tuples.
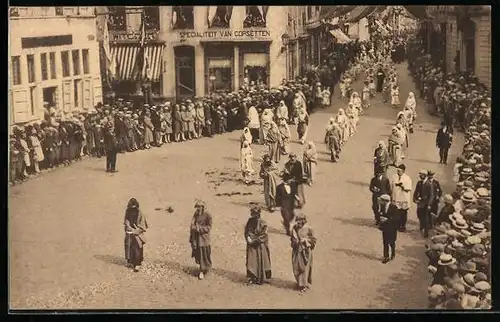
(331, 247), (380, 262)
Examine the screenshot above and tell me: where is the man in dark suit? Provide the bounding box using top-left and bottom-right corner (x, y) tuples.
(436, 121), (453, 164)
(378, 194), (399, 264)
(376, 66), (385, 92)
(104, 126), (119, 173)
(369, 171), (392, 226)
(276, 174), (297, 235)
(283, 152), (305, 208)
(427, 171), (442, 227)
(413, 170), (434, 237)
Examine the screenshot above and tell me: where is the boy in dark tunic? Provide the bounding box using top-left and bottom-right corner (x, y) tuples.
(189, 200), (213, 280)
(124, 198), (148, 272)
(244, 206), (272, 285)
(378, 194), (399, 264)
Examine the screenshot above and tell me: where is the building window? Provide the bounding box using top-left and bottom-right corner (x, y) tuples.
(11, 56), (22, 85)
(244, 6), (268, 28)
(209, 6), (232, 28)
(72, 49), (80, 76)
(30, 86), (36, 116)
(49, 52), (56, 79)
(208, 58), (232, 91)
(82, 49), (90, 74)
(55, 7), (63, 15)
(172, 6), (194, 29)
(40, 53), (48, 81)
(61, 50), (70, 77)
(144, 6), (160, 32)
(108, 6), (127, 31)
(27, 54), (36, 83)
(242, 52), (269, 86)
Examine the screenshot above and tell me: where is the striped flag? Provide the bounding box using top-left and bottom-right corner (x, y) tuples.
(132, 10), (146, 81)
(102, 12), (116, 84)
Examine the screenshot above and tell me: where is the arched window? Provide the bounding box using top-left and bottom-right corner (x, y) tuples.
(172, 6), (194, 30)
(108, 6), (126, 31)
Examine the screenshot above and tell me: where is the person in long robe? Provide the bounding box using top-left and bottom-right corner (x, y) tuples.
(195, 102), (205, 139)
(362, 81), (371, 110)
(336, 108), (349, 146)
(396, 122), (408, 156)
(290, 213), (316, 293)
(244, 206), (272, 285)
(376, 66), (385, 92)
(124, 198), (149, 272)
(247, 105), (260, 143)
(325, 121), (342, 162)
(391, 84), (400, 108)
(388, 126), (403, 166)
(240, 141), (254, 184)
(189, 200), (212, 280)
(142, 111), (154, 149)
(284, 152), (306, 208)
(345, 103), (358, 136)
(297, 108), (309, 144)
(172, 104), (184, 142)
(350, 91), (363, 114)
(276, 174), (297, 235)
(373, 141), (389, 175)
(322, 87), (331, 108)
(240, 127), (253, 148)
(266, 121), (281, 164)
(275, 100), (289, 123)
(278, 117), (291, 155)
(303, 141), (317, 186)
(259, 109), (273, 145)
(259, 155), (279, 212)
(292, 93), (306, 124)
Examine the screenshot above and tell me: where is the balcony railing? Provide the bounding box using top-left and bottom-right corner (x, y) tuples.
(10, 6), (94, 18)
(109, 30), (160, 43)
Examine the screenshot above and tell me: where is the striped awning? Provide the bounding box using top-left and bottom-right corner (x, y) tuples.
(328, 29), (351, 43)
(111, 44), (164, 82)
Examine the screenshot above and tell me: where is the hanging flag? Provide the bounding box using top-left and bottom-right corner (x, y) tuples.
(131, 11), (146, 81)
(207, 6), (217, 27)
(102, 11), (115, 84)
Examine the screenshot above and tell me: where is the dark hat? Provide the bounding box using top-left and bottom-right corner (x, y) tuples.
(397, 164), (406, 171)
(250, 206), (261, 217)
(427, 170), (435, 176)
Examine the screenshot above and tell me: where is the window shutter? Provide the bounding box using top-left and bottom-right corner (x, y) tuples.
(93, 76), (103, 105)
(12, 89), (29, 123)
(62, 80), (72, 112)
(83, 78), (92, 110)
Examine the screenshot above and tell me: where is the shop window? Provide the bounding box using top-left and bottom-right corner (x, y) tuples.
(61, 51), (70, 77)
(244, 6), (268, 28)
(172, 6), (194, 29)
(11, 56), (22, 85)
(207, 58), (232, 92)
(82, 49), (90, 74)
(108, 6), (126, 31)
(72, 50), (80, 76)
(209, 6), (232, 28)
(144, 6), (160, 32)
(41, 53), (48, 81)
(27, 54), (36, 83)
(243, 53), (268, 86)
(49, 52), (56, 79)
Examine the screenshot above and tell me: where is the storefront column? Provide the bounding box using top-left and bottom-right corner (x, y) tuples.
(233, 45), (239, 90)
(161, 45), (175, 99)
(33, 53), (43, 119)
(194, 45), (205, 97)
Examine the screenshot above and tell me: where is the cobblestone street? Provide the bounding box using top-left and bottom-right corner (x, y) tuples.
(9, 63), (464, 309)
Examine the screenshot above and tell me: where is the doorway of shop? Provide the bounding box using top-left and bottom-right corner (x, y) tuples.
(174, 46), (196, 99)
(42, 86), (58, 110)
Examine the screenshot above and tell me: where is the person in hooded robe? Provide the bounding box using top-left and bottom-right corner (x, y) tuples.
(244, 206), (272, 285)
(240, 140), (254, 184)
(373, 140), (389, 175)
(189, 200), (213, 280)
(297, 107), (309, 145)
(362, 81), (371, 110)
(391, 84), (401, 109)
(325, 119), (342, 162)
(259, 155), (279, 212)
(284, 152), (306, 207)
(303, 141), (317, 186)
(259, 109), (273, 145)
(275, 100), (289, 123)
(396, 122), (408, 155)
(266, 121), (281, 164)
(240, 127), (253, 148)
(292, 93), (305, 124)
(350, 91), (363, 114)
(388, 126), (403, 166)
(404, 92), (417, 132)
(345, 102), (358, 136)
(124, 198), (149, 272)
(247, 105), (260, 143)
(290, 212), (316, 293)
(322, 86), (331, 108)
(278, 117), (291, 155)
(376, 65), (386, 92)
(336, 108), (350, 146)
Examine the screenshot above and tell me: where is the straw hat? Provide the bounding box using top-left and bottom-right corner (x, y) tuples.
(452, 219), (469, 230)
(469, 222), (486, 233)
(465, 235), (481, 246)
(461, 191), (477, 203)
(474, 281), (491, 292)
(438, 254), (456, 266)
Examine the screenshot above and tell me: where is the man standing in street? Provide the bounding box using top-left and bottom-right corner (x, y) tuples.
(436, 121), (453, 164)
(391, 164), (412, 232)
(104, 126), (118, 173)
(369, 171), (392, 226)
(427, 171), (442, 228)
(376, 65), (386, 93)
(413, 170), (434, 238)
(378, 194), (399, 264)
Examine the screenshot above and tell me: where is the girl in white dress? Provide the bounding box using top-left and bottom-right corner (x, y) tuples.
(391, 84), (400, 108)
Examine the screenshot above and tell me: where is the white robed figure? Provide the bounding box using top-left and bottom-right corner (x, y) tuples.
(240, 140), (254, 184)
(335, 108), (350, 146)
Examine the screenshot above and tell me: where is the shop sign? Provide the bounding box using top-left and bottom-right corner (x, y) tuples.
(179, 29), (271, 40)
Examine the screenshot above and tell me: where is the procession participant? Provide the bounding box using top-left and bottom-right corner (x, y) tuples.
(259, 155), (279, 212)
(297, 107), (309, 145)
(240, 141), (254, 184)
(189, 200), (213, 280)
(369, 171), (392, 226)
(124, 198), (148, 272)
(378, 194), (399, 263)
(436, 121), (453, 164)
(313, 82), (323, 110)
(172, 104), (184, 142)
(303, 141), (317, 186)
(396, 114), (409, 151)
(290, 212), (316, 293)
(259, 108), (273, 145)
(240, 127), (253, 149)
(339, 75), (347, 99)
(266, 121), (281, 164)
(322, 86), (331, 108)
(404, 92), (417, 119)
(427, 171), (442, 223)
(336, 108), (349, 146)
(376, 65), (386, 92)
(373, 141), (389, 175)
(293, 92), (307, 124)
(244, 206), (272, 285)
(369, 78), (376, 98)
(247, 105), (260, 143)
(276, 173), (297, 235)
(391, 164), (412, 232)
(325, 120), (342, 162)
(284, 152), (306, 208)
(275, 100), (289, 123)
(388, 126), (403, 166)
(350, 91), (363, 114)
(277, 117), (291, 155)
(104, 124), (119, 173)
(345, 102), (359, 136)
(382, 77), (391, 103)
(362, 81), (371, 110)
(391, 84), (401, 109)
(142, 110), (154, 149)
(413, 170), (434, 237)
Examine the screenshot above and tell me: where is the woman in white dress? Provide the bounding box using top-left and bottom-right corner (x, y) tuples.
(247, 105), (260, 143)
(240, 140), (254, 184)
(350, 91), (363, 114)
(335, 108), (350, 146)
(275, 100), (289, 123)
(345, 102), (359, 136)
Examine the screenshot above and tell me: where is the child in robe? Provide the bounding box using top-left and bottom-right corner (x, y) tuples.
(362, 81), (371, 110)
(391, 84), (401, 109)
(240, 140), (254, 184)
(278, 117), (291, 155)
(322, 87), (331, 108)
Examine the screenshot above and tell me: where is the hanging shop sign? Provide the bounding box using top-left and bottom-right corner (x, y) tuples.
(179, 29), (271, 41)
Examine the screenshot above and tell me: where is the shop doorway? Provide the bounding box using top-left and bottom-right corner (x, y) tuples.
(42, 86), (58, 110)
(174, 46), (196, 99)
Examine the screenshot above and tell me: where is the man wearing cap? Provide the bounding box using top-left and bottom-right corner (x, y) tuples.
(436, 121), (453, 164)
(391, 164), (412, 232)
(103, 125), (119, 173)
(369, 170), (392, 226)
(378, 194), (399, 263)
